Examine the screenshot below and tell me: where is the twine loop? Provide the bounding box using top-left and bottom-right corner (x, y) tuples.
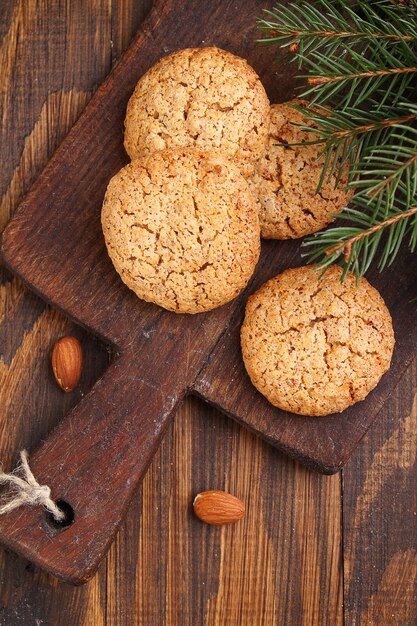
(0, 450), (64, 522)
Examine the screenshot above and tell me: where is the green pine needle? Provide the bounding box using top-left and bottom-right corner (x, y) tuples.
(258, 0), (417, 279)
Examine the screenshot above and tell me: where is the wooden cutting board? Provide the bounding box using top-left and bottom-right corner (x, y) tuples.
(1, 0), (416, 585)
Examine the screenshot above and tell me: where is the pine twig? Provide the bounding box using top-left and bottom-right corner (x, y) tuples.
(331, 114), (415, 139)
(369, 153), (417, 196)
(325, 205), (417, 259)
(308, 66), (417, 86)
(259, 0), (417, 278)
(268, 28), (413, 42)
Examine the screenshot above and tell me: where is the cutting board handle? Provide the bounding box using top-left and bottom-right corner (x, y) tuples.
(0, 352), (180, 584)
(0, 0), (197, 584)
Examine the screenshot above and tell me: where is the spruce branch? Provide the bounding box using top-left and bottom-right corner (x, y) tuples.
(258, 0), (417, 54)
(365, 150), (417, 197)
(322, 114), (415, 139)
(258, 0), (417, 278)
(304, 198), (417, 276)
(307, 65), (417, 85)
(266, 28), (413, 43)
(324, 205), (417, 259)
(299, 48), (417, 108)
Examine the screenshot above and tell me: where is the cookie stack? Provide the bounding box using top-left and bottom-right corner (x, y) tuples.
(102, 47), (269, 314)
(101, 46), (394, 416)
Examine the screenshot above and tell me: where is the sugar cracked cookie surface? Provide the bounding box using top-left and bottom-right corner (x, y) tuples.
(248, 102), (352, 239)
(241, 265), (394, 416)
(102, 149), (260, 314)
(124, 47), (270, 177)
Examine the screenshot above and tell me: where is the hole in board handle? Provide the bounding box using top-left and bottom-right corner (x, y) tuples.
(46, 500), (75, 529)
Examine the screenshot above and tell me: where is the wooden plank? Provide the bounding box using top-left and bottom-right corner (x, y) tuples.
(0, 0), (114, 232)
(0, 0), (147, 622)
(106, 397), (343, 626)
(343, 358), (417, 626)
(0, 1), (343, 617)
(193, 243), (417, 473)
(0, 0), (415, 623)
(0, 1), (414, 547)
(0, 0), (348, 582)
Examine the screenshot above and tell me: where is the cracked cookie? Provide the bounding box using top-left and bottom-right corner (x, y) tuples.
(241, 265), (394, 416)
(102, 148), (260, 314)
(124, 47), (270, 177)
(247, 102), (352, 239)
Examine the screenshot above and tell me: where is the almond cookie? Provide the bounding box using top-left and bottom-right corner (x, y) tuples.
(102, 149), (260, 314)
(241, 265), (394, 416)
(247, 102), (352, 239)
(124, 47), (270, 177)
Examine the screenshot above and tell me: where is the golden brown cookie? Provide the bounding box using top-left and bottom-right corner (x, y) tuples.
(102, 149), (260, 314)
(247, 102), (352, 239)
(241, 265), (394, 416)
(124, 47), (270, 177)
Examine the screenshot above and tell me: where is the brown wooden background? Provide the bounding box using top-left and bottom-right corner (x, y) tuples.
(0, 1), (416, 624)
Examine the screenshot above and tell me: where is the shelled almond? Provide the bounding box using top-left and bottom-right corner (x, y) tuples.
(193, 490), (245, 526)
(52, 336), (82, 392)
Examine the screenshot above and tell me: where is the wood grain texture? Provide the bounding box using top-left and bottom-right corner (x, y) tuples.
(0, 0), (416, 623)
(0, 0), (347, 583)
(0, 0), (416, 582)
(343, 359), (417, 626)
(193, 242), (417, 473)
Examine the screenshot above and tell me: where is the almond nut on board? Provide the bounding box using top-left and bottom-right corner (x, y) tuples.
(193, 490), (245, 525)
(52, 336), (82, 393)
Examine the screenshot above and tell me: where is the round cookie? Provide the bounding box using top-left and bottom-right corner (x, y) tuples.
(247, 101), (352, 239)
(241, 265), (394, 416)
(102, 149), (260, 314)
(124, 47), (270, 177)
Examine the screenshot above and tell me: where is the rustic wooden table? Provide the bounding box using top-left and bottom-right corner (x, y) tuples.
(0, 1), (416, 624)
